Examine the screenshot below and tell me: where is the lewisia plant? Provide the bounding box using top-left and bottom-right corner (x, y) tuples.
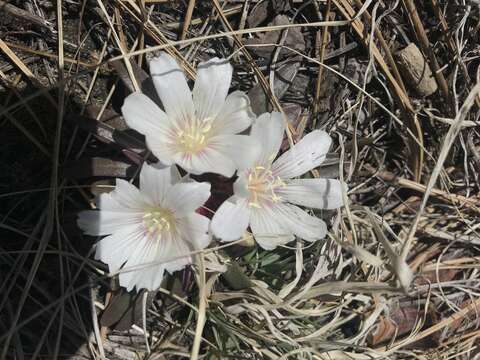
(122, 53), (260, 177)
(211, 112), (345, 250)
(78, 53), (345, 291)
(78, 163), (211, 291)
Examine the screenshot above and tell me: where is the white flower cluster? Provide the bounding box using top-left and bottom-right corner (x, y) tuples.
(78, 53), (345, 291)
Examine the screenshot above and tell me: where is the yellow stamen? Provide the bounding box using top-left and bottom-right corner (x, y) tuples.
(245, 164), (286, 209)
(176, 116), (214, 154)
(143, 208), (175, 239)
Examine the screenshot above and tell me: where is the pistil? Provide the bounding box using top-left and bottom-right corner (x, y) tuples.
(176, 116), (213, 153)
(143, 208), (175, 239)
(246, 165), (286, 208)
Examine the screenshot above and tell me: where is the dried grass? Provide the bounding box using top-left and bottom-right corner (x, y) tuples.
(1, 0), (480, 359)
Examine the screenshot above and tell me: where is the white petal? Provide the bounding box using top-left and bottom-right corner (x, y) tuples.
(79, 179), (149, 236)
(178, 213), (211, 249)
(272, 130), (331, 179)
(232, 171), (251, 199)
(122, 92), (173, 137)
(193, 57), (232, 120)
(120, 230), (193, 290)
(164, 256), (191, 274)
(250, 112), (285, 166)
(118, 236), (165, 291)
(140, 162), (172, 205)
(209, 134), (260, 170)
(110, 179), (151, 210)
(170, 164), (182, 183)
(273, 203), (327, 242)
(250, 206), (294, 250)
(145, 136), (176, 166)
(94, 225), (144, 272)
(166, 182), (211, 215)
(278, 179), (345, 209)
(175, 148), (237, 177)
(149, 53), (194, 124)
(96, 192), (137, 212)
(162, 231), (193, 273)
(211, 196), (250, 242)
(138, 263), (166, 291)
(212, 91), (254, 135)
(77, 210), (143, 236)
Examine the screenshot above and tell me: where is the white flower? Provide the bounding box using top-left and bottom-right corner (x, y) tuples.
(211, 112), (345, 250)
(122, 53), (259, 177)
(77, 163), (211, 291)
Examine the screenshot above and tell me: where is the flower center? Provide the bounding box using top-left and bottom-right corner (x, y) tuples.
(176, 117), (213, 154)
(143, 207), (175, 238)
(246, 165), (286, 208)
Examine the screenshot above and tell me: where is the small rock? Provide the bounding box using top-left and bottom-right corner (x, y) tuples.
(396, 43), (438, 97)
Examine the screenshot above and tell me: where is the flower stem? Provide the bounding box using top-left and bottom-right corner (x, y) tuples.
(190, 253), (206, 360)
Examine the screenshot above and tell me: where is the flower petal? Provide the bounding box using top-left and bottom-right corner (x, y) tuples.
(162, 231), (193, 274)
(170, 164), (182, 183)
(212, 91), (254, 135)
(77, 210), (144, 236)
(94, 225), (145, 272)
(140, 162), (172, 205)
(273, 203), (327, 242)
(122, 92), (173, 137)
(77, 179), (148, 235)
(272, 130), (331, 179)
(118, 236), (166, 291)
(211, 196), (250, 242)
(119, 230), (194, 291)
(166, 182), (211, 215)
(178, 213), (211, 249)
(209, 134), (260, 171)
(149, 53), (194, 124)
(138, 263), (166, 291)
(250, 112), (285, 166)
(175, 148), (237, 177)
(250, 206), (294, 250)
(145, 136), (176, 166)
(278, 178), (345, 209)
(111, 179), (151, 210)
(193, 57), (232, 120)
(96, 192), (139, 212)
(232, 171), (251, 199)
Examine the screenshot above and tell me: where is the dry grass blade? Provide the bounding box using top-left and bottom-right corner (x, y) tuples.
(2, 1), (479, 359)
(1, 0), (66, 357)
(401, 83), (480, 261)
(0, 0), (52, 30)
(333, 0), (424, 181)
(190, 253), (207, 360)
(402, 0), (451, 109)
(181, 0), (196, 40)
(96, 0), (140, 92)
(313, 0), (332, 124)
(366, 209), (413, 292)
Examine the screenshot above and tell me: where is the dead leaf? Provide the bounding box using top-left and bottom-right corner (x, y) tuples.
(100, 288), (156, 331)
(222, 263), (253, 290)
(63, 157), (136, 179)
(368, 301), (438, 346)
(248, 59), (300, 115)
(415, 268), (460, 287)
(245, 15), (305, 60)
(68, 112), (147, 155)
(247, 0), (291, 28)
(111, 59), (162, 106)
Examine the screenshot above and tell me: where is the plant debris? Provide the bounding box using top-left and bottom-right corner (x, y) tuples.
(1, 0), (480, 359)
